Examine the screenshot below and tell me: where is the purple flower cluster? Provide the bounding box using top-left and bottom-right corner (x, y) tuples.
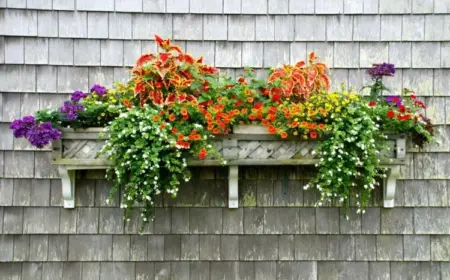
(385, 95), (403, 106)
(71, 90), (88, 102)
(366, 63), (395, 79)
(90, 84), (107, 96)
(60, 101), (84, 121)
(10, 117), (61, 148)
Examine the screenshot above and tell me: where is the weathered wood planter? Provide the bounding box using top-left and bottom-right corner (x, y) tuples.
(52, 125), (406, 209)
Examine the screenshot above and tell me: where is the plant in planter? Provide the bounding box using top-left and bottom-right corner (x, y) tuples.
(10, 35), (434, 225)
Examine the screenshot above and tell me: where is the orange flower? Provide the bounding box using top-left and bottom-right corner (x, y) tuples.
(248, 114), (256, 120)
(160, 123), (166, 129)
(199, 148), (207, 159)
(178, 134), (185, 141)
(207, 124), (214, 130)
(280, 132), (288, 138)
(291, 122), (299, 128)
(169, 114), (176, 121)
(300, 121), (308, 127)
(194, 134), (201, 140)
(262, 119), (269, 126)
(172, 128), (178, 134)
(123, 99), (132, 109)
(180, 108), (188, 116)
(152, 115), (160, 122)
(213, 128), (221, 134)
(182, 114), (189, 120)
(160, 110), (165, 116)
(318, 124), (325, 130)
(247, 97), (254, 103)
(241, 108), (248, 114)
(268, 126), (277, 134)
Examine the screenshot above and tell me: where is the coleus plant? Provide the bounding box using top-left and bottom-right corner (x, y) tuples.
(10, 35), (434, 226)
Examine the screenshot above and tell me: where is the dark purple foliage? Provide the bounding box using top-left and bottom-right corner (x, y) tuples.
(90, 84), (107, 96)
(10, 117), (61, 148)
(71, 90), (88, 102)
(60, 101), (84, 121)
(366, 63), (395, 79)
(385, 95), (403, 106)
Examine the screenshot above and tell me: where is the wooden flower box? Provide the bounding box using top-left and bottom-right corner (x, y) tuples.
(52, 125), (406, 209)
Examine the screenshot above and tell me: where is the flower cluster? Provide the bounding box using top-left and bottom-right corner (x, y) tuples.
(10, 116), (61, 148)
(60, 101), (84, 121)
(366, 63), (395, 79)
(90, 84), (107, 96)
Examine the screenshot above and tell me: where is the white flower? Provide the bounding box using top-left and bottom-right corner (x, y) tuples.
(154, 176), (158, 180)
(105, 199), (110, 204)
(145, 195), (151, 201)
(303, 184), (310, 190)
(143, 218), (147, 222)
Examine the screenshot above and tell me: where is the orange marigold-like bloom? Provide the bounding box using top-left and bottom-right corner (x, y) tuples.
(199, 148), (207, 159)
(169, 114), (176, 121)
(241, 108), (248, 114)
(247, 97), (254, 103)
(280, 132), (288, 138)
(153, 115), (160, 121)
(180, 108), (188, 115)
(213, 128), (221, 134)
(194, 134), (201, 140)
(178, 134), (185, 141)
(300, 121), (308, 127)
(318, 124), (325, 130)
(268, 125), (277, 134)
(248, 114), (256, 120)
(172, 128), (178, 134)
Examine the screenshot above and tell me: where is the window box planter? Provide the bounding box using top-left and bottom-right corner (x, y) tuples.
(52, 125), (406, 209)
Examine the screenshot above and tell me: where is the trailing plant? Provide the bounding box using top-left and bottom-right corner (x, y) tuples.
(10, 35), (434, 226)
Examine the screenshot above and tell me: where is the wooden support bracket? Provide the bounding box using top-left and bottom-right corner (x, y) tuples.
(383, 166), (400, 208)
(228, 166), (239, 208)
(58, 166), (76, 208)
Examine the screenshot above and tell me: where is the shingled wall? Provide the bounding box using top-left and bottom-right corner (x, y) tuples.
(1, 0), (450, 279)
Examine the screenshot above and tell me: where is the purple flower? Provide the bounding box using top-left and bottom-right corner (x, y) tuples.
(60, 101), (84, 121)
(366, 63), (395, 79)
(26, 122), (62, 148)
(9, 117), (61, 148)
(9, 116), (36, 138)
(90, 84), (107, 96)
(71, 90), (88, 102)
(385, 95), (402, 106)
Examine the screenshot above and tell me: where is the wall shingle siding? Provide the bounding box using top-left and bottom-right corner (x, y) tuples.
(1, 0), (449, 279)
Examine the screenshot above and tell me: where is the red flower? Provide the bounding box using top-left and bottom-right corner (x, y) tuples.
(410, 94), (417, 100)
(268, 126), (277, 134)
(387, 110), (395, 118)
(368, 101), (376, 107)
(399, 105), (406, 113)
(182, 114), (189, 120)
(180, 109), (188, 116)
(238, 77), (245, 84)
(253, 103), (263, 110)
(172, 128), (178, 134)
(280, 132), (288, 138)
(169, 115), (176, 121)
(202, 81), (209, 91)
(199, 148), (207, 159)
(271, 93), (281, 102)
(310, 131), (318, 138)
(155, 82), (163, 89)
